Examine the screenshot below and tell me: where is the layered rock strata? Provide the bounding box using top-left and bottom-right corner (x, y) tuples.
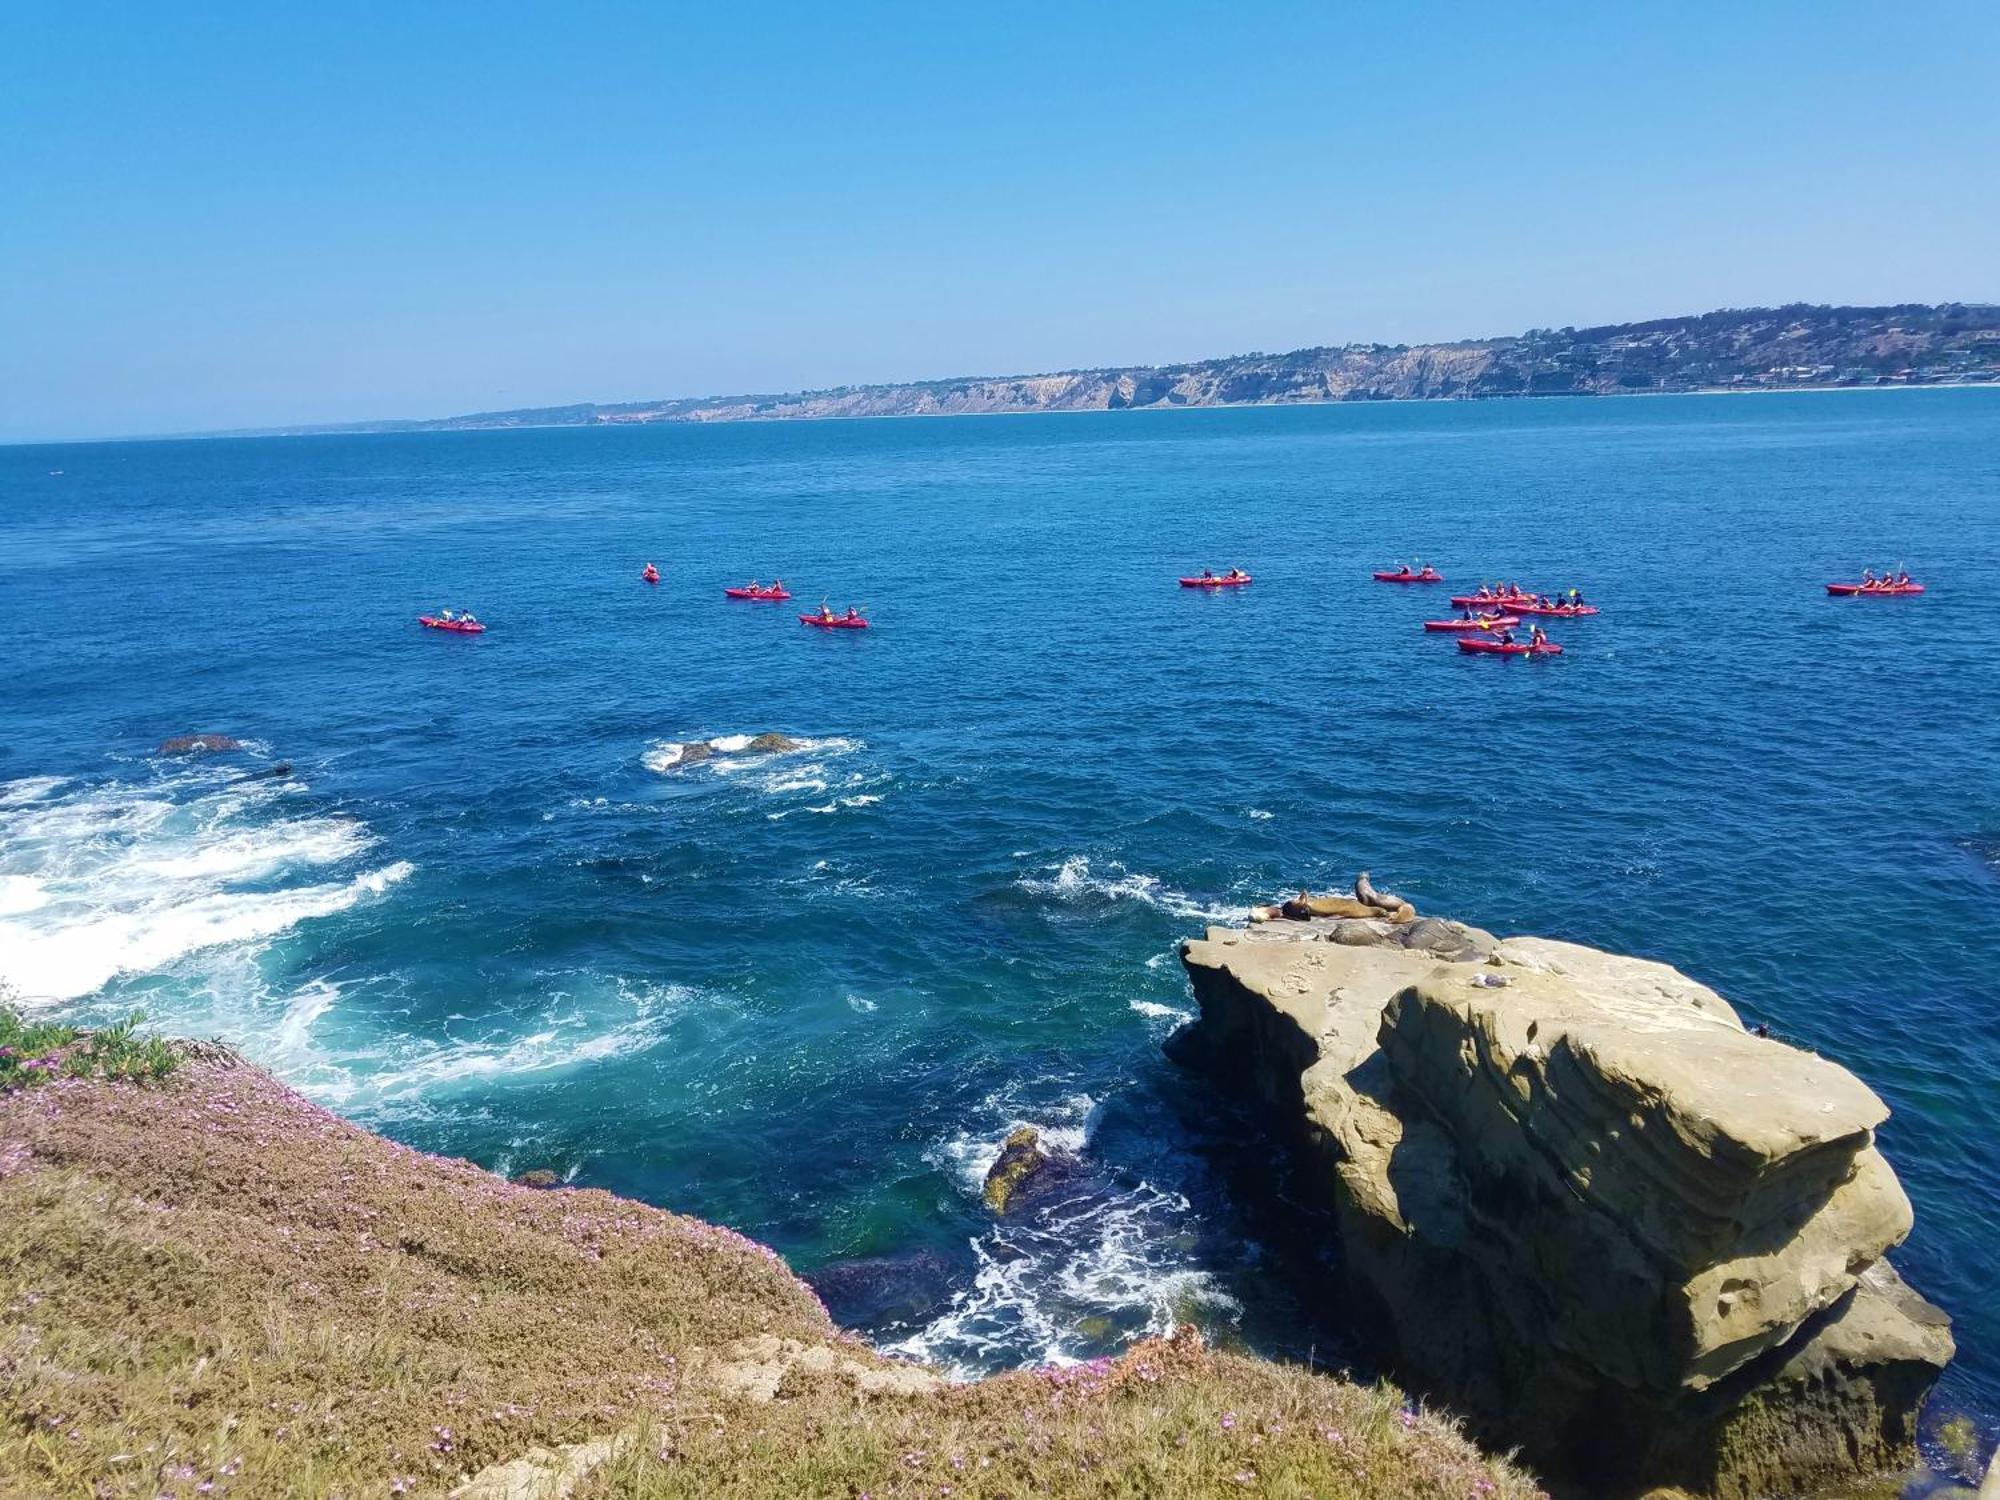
(1174, 915), (1953, 1498)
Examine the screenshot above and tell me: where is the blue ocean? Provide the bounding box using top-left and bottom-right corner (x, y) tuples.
(3, 392), (1995, 1447)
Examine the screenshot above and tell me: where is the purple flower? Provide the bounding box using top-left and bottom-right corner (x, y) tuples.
(1399, 1406), (1419, 1430)
(1220, 1412), (1236, 1430)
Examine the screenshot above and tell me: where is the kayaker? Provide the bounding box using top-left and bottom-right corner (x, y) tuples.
(1529, 625), (1549, 649)
(439, 608), (455, 622)
(1895, 570), (1911, 586)
(1202, 568), (1216, 579)
(1861, 569), (1877, 587)
(845, 606), (861, 622)
(1496, 628), (1516, 646)
(1228, 567), (1247, 580)
(461, 611), (479, 625)
(771, 579), (784, 593)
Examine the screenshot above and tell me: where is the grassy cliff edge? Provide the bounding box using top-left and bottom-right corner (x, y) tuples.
(0, 1049), (1542, 1499)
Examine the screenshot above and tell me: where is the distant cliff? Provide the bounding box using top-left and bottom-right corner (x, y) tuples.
(287, 302), (2000, 437)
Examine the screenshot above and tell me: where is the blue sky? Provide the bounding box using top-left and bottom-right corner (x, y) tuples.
(3, 1), (1996, 440)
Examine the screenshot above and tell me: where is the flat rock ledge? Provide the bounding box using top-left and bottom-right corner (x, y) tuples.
(1173, 914), (1953, 1500)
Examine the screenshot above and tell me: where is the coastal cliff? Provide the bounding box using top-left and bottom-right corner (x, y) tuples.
(264, 303), (2000, 437)
(0, 1045), (1539, 1499)
(1173, 914), (1954, 1499)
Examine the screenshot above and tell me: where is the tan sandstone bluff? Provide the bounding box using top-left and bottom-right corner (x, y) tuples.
(1172, 906), (1954, 1499)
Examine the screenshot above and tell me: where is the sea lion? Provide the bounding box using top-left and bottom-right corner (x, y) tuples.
(1354, 871), (1411, 915)
(1281, 890), (1384, 921)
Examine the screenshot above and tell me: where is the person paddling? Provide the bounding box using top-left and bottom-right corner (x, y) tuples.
(1529, 625), (1549, 650)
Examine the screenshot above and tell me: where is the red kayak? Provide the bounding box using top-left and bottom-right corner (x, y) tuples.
(1456, 636), (1560, 656)
(1449, 594), (1535, 610)
(1375, 570), (1443, 583)
(641, 569), (660, 584)
(1508, 601), (1599, 617)
(1826, 582), (1925, 596)
(800, 613), (869, 629)
(418, 615), (485, 634)
(1424, 615), (1521, 632)
(1180, 574), (1252, 588)
(725, 586), (793, 601)
(1459, 637), (1562, 656)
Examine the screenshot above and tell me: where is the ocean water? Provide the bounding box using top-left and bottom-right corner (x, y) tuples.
(3, 392), (1996, 1452)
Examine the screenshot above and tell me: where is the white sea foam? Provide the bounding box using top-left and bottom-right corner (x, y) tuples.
(1018, 855), (1242, 924)
(895, 1093), (1237, 1373)
(0, 766), (408, 1005)
(0, 775), (66, 808)
(0, 874), (49, 916)
(847, 994), (878, 1013)
(1128, 999), (1192, 1024)
(319, 979), (691, 1111)
(0, 863), (413, 1004)
(1247, 808), (1273, 821)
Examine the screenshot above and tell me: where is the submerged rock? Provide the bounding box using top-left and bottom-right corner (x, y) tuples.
(805, 1247), (963, 1329)
(1175, 920), (1952, 1498)
(158, 733), (242, 754)
(981, 1126), (1082, 1215)
(667, 733), (803, 769)
(511, 1168), (561, 1189)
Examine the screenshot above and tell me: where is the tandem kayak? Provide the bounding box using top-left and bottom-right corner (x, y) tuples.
(1375, 570), (1443, 583)
(1424, 615), (1521, 632)
(1826, 582), (1925, 596)
(1458, 637), (1562, 656)
(1507, 601), (1598, 617)
(725, 586), (793, 600)
(1180, 575), (1251, 588)
(800, 614), (869, 629)
(1449, 594), (1535, 610)
(418, 616), (485, 634)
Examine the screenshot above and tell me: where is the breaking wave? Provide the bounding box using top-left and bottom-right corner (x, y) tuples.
(0, 768), (409, 1005)
(1017, 855), (1243, 924)
(891, 1092), (1238, 1375)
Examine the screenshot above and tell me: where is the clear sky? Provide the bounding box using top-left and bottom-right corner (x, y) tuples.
(4, 1), (1997, 441)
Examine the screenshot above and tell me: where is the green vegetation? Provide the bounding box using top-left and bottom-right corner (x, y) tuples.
(0, 1056), (1541, 1499)
(0, 1005), (178, 1090)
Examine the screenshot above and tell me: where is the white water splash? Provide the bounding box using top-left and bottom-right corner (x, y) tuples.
(1018, 855), (1243, 924)
(0, 768), (408, 1005)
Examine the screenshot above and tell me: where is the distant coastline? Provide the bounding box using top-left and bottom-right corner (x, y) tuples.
(50, 300), (2000, 444)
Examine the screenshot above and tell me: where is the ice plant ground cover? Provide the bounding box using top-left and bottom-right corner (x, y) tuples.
(0, 1004), (178, 1091)
(0, 1050), (1541, 1499)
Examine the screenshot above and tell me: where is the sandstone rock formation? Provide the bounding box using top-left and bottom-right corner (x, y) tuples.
(1175, 914), (1953, 1499)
